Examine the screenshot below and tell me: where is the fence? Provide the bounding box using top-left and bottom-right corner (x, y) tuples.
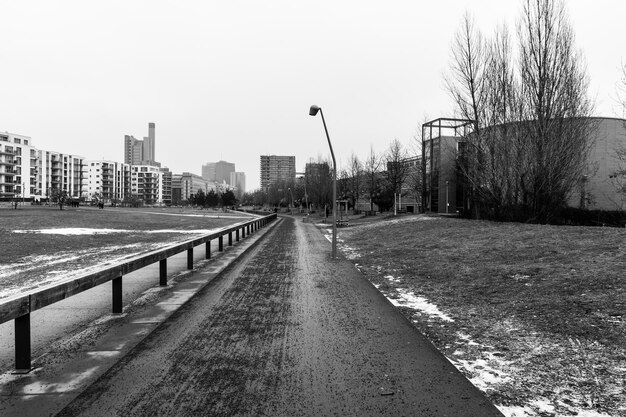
(0, 212), (277, 371)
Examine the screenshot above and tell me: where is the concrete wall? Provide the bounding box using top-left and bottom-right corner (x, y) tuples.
(581, 118), (626, 211)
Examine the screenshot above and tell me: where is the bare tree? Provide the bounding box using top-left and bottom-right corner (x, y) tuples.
(444, 12), (489, 217)
(409, 126), (427, 209)
(518, 0), (595, 221)
(619, 63), (626, 119)
(609, 64), (626, 201)
(364, 146), (381, 212)
(445, 12), (486, 134)
(347, 153), (363, 211)
(385, 139), (410, 198)
(445, 0), (594, 222)
(305, 157), (332, 210)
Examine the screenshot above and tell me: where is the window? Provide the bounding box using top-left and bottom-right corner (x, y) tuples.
(14, 138), (21, 144)
(24, 140), (28, 145)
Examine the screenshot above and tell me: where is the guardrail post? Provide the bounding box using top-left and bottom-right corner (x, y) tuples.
(228, 232), (232, 246)
(242, 226), (246, 238)
(15, 314), (31, 371)
(112, 276), (123, 314)
(187, 248), (193, 269)
(219, 236), (223, 251)
(206, 241), (211, 259)
(160, 259), (167, 286)
(236, 229), (240, 242)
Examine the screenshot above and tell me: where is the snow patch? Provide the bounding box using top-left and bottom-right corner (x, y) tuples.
(456, 332), (480, 346)
(496, 401), (614, 417)
(12, 228), (219, 236)
(384, 275), (401, 283)
(453, 357), (511, 390)
(497, 405), (534, 417)
(13, 228), (129, 235)
(388, 288), (454, 322)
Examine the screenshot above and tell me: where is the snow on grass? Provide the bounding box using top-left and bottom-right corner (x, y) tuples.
(384, 274), (401, 284)
(497, 402), (614, 417)
(388, 286), (455, 323)
(0, 234), (213, 299)
(450, 356), (511, 391)
(12, 228), (220, 235)
(13, 228), (129, 235)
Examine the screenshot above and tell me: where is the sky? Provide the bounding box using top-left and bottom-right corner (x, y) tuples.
(2, 0), (625, 191)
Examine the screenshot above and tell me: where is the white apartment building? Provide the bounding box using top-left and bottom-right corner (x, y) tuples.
(0, 132), (38, 200)
(38, 150), (85, 200)
(131, 165), (162, 205)
(82, 160), (131, 202)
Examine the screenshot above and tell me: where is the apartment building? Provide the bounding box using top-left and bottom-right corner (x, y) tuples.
(82, 160), (131, 202)
(38, 150), (84, 200)
(160, 167), (172, 206)
(260, 155), (295, 190)
(230, 172), (246, 197)
(0, 132), (38, 200)
(202, 160), (235, 185)
(124, 123), (158, 166)
(131, 165), (162, 205)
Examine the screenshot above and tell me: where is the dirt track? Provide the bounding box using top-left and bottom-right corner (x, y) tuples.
(57, 216), (502, 416)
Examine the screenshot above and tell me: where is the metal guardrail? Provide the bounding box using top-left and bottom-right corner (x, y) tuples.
(0, 212), (277, 371)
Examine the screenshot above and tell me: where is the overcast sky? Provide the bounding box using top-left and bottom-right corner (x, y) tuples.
(2, 0), (625, 190)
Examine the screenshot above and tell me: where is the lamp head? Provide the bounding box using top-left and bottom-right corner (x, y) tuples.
(309, 105), (320, 116)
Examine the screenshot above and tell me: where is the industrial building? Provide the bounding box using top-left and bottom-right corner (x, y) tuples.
(422, 117), (626, 213)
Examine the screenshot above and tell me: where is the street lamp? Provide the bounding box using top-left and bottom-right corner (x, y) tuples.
(309, 104), (337, 259)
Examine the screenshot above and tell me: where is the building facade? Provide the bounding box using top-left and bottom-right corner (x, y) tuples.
(202, 160), (236, 185)
(172, 172), (216, 204)
(201, 163), (216, 182)
(0, 132), (38, 200)
(82, 160), (131, 202)
(124, 123), (158, 166)
(578, 118), (626, 210)
(422, 117), (626, 213)
(38, 150), (84, 201)
(230, 171), (246, 197)
(260, 155), (296, 190)
(160, 167), (172, 206)
(131, 165), (162, 205)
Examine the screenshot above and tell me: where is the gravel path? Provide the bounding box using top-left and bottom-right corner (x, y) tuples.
(57, 216), (502, 416)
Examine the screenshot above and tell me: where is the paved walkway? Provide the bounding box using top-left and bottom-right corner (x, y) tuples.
(2, 216), (503, 416)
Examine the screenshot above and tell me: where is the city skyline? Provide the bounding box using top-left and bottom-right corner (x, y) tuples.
(1, 1), (625, 190)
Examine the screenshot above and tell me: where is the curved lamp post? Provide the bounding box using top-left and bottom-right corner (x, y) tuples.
(309, 104), (337, 259)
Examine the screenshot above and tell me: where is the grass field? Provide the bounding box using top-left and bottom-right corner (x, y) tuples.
(0, 206), (250, 299)
(335, 214), (625, 417)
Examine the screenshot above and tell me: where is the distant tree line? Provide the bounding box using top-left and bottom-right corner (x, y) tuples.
(240, 141), (423, 215)
(188, 189), (237, 208)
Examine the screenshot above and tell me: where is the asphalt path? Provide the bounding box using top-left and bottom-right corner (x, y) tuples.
(57, 216), (503, 416)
